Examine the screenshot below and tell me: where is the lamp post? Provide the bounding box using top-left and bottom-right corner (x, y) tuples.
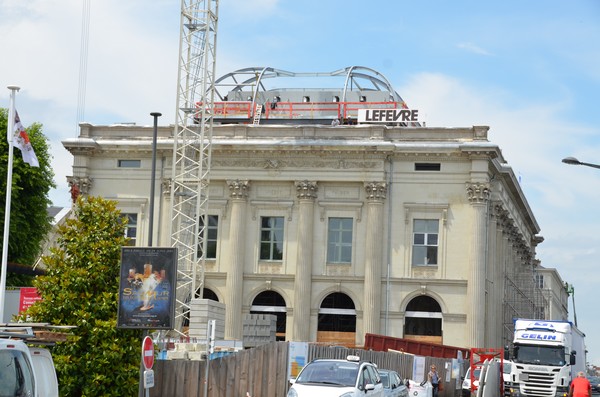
(562, 157), (600, 169)
(148, 112), (161, 247)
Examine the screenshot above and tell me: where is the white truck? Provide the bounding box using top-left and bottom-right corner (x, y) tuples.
(507, 319), (586, 397)
(0, 326), (60, 397)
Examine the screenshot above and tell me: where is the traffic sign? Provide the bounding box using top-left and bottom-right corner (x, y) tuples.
(144, 369), (155, 388)
(142, 336), (154, 370)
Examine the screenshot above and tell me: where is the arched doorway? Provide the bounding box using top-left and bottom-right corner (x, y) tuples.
(250, 291), (287, 341)
(404, 295), (443, 344)
(317, 292), (356, 346)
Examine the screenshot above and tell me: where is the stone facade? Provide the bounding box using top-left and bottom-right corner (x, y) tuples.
(63, 122), (555, 349)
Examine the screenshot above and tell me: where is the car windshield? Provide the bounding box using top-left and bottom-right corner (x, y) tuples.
(296, 360), (359, 387)
(379, 372), (390, 388)
(466, 368), (481, 379)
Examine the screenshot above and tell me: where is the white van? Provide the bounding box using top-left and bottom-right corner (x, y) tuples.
(30, 347), (59, 397)
(0, 338), (37, 397)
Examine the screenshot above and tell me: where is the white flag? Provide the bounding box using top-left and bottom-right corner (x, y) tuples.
(12, 111), (39, 167)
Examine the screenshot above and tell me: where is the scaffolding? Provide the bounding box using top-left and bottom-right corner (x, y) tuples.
(170, 0), (218, 335)
(502, 234), (548, 346)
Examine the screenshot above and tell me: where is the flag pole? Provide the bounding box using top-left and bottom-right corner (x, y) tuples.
(0, 85), (20, 322)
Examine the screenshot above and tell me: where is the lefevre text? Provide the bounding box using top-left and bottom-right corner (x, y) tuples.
(357, 108), (419, 123)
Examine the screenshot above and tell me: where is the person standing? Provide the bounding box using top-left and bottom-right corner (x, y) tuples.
(569, 372), (592, 397)
(428, 364), (440, 397)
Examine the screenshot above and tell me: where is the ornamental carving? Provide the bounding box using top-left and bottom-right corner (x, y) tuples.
(212, 158), (378, 169)
(227, 179), (250, 199)
(465, 182), (490, 204)
(364, 182), (387, 201)
(295, 180), (318, 199)
(67, 176), (93, 195)
(162, 178), (172, 196)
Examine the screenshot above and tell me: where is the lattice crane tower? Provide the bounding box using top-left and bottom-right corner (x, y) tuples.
(170, 0), (219, 334)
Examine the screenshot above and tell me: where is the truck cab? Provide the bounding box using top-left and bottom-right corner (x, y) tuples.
(507, 319), (585, 397)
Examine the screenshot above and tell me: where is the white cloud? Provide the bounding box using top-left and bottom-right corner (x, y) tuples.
(456, 42), (493, 56)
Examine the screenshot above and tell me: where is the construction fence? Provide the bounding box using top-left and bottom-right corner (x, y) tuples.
(148, 341), (467, 397)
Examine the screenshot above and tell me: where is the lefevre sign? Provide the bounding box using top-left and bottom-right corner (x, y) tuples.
(357, 108), (419, 124)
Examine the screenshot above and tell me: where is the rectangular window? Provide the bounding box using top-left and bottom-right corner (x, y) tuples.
(535, 274), (544, 289)
(198, 215), (218, 259)
(124, 213), (137, 246)
(327, 217), (353, 263)
(260, 216), (284, 261)
(118, 159), (141, 168)
(415, 163), (441, 171)
(412, 219), (439, 266)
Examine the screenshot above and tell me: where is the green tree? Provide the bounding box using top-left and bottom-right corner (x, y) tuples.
(0, 108), (55, 286)
(22, 196), (142, 396)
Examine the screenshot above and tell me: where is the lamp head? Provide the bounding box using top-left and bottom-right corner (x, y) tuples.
(562, 157), (581, 165)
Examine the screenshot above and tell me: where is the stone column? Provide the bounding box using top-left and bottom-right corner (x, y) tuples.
(362, 182), (387, 340)
(292, 181), (318, 341)
(224, 179), (249, 340)
(466, 182), (490, 348)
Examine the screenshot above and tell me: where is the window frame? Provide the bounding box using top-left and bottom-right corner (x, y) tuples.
(124, 213), (138, 246)
(198, 214), (219, 259)
(259, 216), (285, 261)
(411, 219), (440, 266)
(117, 159), (141, 168)
(326, 217), (354, 264)
(404, 203), (448, 272)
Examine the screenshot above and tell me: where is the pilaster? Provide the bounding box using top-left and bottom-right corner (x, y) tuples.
(292, 180), (318, 341)
(465, 182), (489, 348)
(224, 179), (250, 340)
(362, 182), (387, 342)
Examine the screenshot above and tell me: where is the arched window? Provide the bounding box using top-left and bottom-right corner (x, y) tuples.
(317, 292), (356, 345)
(404, 295), (443, 341)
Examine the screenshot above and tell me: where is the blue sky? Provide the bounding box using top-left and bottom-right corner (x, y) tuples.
(1, 0), (600, 364)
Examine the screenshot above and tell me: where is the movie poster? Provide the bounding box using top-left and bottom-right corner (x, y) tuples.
(117, 247), (177, 329)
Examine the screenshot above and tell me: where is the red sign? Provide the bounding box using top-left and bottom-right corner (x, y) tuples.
(142, 336), (154, 369)
(19, 287), (41, 312)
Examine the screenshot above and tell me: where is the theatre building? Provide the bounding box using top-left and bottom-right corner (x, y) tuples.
(63, 66), (555, 349)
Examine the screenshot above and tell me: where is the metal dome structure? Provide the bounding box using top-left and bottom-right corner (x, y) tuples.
(206, 66), (413, 125)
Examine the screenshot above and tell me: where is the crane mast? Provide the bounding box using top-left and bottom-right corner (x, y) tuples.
(170, 0), (218, 334)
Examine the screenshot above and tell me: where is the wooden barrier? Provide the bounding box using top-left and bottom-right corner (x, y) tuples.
(150, 341), (465, 397)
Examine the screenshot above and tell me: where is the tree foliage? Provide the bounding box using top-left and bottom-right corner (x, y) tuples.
(0, 108), (55, 285)
(22, 196), (142, 396)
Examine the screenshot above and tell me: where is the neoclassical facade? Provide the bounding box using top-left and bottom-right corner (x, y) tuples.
(62, 120), (560, 349)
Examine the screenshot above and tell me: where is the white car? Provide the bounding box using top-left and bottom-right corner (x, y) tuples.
(462, 366), (482, 396)
(287, 355), (384, 397)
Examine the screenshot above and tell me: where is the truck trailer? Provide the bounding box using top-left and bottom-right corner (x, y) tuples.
(507, 319), (586, 397)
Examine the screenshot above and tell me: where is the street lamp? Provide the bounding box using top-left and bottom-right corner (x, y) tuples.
(561, 157), (600, 170)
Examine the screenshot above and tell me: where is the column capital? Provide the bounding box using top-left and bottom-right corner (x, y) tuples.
(295, 180), (318, 200)
(67, 176), (93, 195)
(364, 182), (387, 201)
(465, 182), (490, 204)
(227, 179), (250, 199)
